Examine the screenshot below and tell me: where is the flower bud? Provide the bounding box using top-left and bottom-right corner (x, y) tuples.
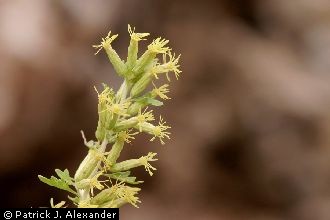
(127, 102), (144, 116)
(104, 47), (127, 76)
(106, 131), (137, 166)
(138, 117), (171, 145)
(132, 37), (169, 75)
(93, 32), (126, 76)
(106, 138), (124, 166)
(110, 152), (158, 176)
(91, 183), (140, 207)
(130, 71), (153, 97)
(90, 188), (117, 205)
(110, 158), (141, 173)
(75, 172), (104, 196)
(126, 25), (149, 71)
(74, 140), (107, 182)
(115, 117), (139, 131)
(74, 150), (99, 182)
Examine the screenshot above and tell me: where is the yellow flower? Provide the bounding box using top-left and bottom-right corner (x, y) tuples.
(89, 172), (106, 196)
(139, 152), (158, 176)
(76, 172), (107, 196)
(137, 116), (171, 145)
(117, 130), (138, 144)
(92, 31), (118, 55)
(137, 108), (155, 131)
(148, 37), (170, 54)
(150, 116), (171, 145)
(128, 24), (150, 41)
(114, 185), (141, 208)
(151, 82), (171, 100)
(94, 85), (114, 104)
(106, 102), (130, 118)
(93, 31), (126, 76)
(152, 52), (181, 80)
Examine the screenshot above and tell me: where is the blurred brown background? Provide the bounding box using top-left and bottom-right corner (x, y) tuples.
(1, 0), (330, 219)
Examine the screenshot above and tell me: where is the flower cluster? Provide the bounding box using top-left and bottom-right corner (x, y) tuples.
(38, 24), (181, 208)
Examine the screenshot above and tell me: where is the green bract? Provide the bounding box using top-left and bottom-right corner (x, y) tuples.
(38, 24), (181, 208)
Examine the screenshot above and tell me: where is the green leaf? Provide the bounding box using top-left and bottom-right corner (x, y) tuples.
(106, 171), (144, 185)
(38, 175), (76, 194)
(146, 97), (163, 106)
(135, 96), (163, 107)
(115, 171), (131, 177)
(55, 169), (73, 185)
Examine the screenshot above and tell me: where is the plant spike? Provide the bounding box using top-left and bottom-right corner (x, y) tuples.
(38, 24), (181, 208)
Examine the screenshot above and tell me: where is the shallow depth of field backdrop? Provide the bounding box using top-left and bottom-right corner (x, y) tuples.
(2, 0), (330, 219)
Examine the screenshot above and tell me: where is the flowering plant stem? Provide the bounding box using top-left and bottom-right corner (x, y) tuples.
(38, 25), (181, 208)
